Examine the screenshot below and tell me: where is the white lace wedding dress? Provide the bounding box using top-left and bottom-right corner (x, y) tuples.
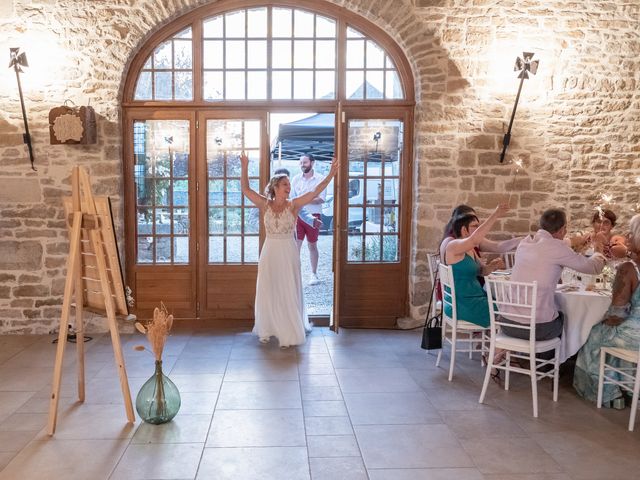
(253, 201), (311, 347)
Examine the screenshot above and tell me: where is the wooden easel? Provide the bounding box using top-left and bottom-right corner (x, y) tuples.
(47, 166), (135, 435)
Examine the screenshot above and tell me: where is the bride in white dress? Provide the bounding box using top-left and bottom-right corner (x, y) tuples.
(240, 153), (339, 347)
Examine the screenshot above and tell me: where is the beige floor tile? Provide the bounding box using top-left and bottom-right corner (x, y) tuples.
(110, 443), (203, 480)
(0, 431), (38, 453)
(229, 345), (298, 360)
(132, 414), (212, 444)
(299, 374), (338, 387)
(309, 456), (367, 480)
(307, 435), (360, 458)
(301, 386), (343, 401)
(421, 378), (499, 411)
(207, 409), (305, 447)
(0, 413), (48, 432)
(297, 362), (335, 375)
(216, 381), (301, 409)
(483, 475), (571, 480)
(0, 330), (636, 479)
(532, 429), (640, 480)
(80, 376), (147, 405)
(169, 356), (229, 375)
(0, 367), (52, 392)
(297, 353), (333, 365)
(303, 400), (348, 417)
(336, 368), (421, 393)
(178, 392), (219, 414)
(305, 416), (353, 435)
(344, 391), (442, 425)
(33, 403), (138, 440)
(224, 359), (299, 382)
(329, 351), (402, 369)
(354, 424), (473, 469)
(169, 374), (223, 393)
(367, 468), (484, 480)
(459, 436), (563, 475)
(0, 438), (129, 480)
(197, 446), (309, 480)
(15, 395), (76, 414)
(0, 391), (34, 421)
(178, 343), (232, 358)
(440, 408), (528, 439)
(0, 452), (16, 471)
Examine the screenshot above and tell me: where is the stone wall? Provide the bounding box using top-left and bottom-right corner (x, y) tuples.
(0, 0), (638, 332)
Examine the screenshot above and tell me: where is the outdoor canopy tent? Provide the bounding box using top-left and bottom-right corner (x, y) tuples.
(271, 113), (335, 163)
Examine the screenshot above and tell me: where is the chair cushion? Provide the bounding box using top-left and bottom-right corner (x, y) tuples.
(602, 346), (640, 364)
(444, 318), (489, 330)
(495, 332), (561, 353)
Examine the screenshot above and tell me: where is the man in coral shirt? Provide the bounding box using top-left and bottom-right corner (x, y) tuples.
(291, 154), (326, 286)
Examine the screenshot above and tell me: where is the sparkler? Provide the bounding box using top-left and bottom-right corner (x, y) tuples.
(506, 157), (525, 206)
(596, 193), (614, 219)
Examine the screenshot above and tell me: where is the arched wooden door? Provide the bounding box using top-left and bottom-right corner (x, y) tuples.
(122, 1), (415, 326)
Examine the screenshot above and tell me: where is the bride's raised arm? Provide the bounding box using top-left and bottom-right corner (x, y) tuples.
(240, 152), (267, 209)
(292, 159), (340, 213)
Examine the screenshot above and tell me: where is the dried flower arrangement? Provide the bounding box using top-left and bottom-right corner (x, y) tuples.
(134, 303), (173, 361)
(133, 303), (180, 424)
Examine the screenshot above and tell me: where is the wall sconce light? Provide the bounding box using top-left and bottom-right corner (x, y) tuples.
(373, 131), (381, 152)
(499, 52), (539, 163)
(8, 47), (36, 171)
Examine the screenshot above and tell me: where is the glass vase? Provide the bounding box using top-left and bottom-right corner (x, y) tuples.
(135, 360), (181, 424)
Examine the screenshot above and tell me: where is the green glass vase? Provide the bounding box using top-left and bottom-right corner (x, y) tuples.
(136, 360), (181, 424)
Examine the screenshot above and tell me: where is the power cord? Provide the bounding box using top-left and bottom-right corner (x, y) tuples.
(52, 324), (93, 344)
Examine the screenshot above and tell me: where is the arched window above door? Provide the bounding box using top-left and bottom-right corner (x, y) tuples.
(129, 4), (409, 104)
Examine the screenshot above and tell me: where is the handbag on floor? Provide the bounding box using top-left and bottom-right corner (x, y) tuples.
(421, 271), (442, 350)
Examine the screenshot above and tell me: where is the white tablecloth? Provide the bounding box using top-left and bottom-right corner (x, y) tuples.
(555, 289), (612, 362)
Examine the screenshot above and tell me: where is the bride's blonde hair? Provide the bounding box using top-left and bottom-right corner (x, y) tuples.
(264, 173), (289, 200)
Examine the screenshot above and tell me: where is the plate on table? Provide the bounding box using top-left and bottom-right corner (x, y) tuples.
(556, 284), (581, 293)
(491, 270), (512, 276)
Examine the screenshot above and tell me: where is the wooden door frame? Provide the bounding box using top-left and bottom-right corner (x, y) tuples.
(123, 108), (198, 319)
(334, 105), (414, 327)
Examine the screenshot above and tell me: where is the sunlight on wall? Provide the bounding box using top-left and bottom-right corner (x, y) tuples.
(0, 29), (71, 97)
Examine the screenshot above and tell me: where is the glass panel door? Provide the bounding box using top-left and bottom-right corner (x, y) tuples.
(336, 113), (409, 327)
(346, 119), (402, 264)
(205, 120), (261, 264)
(198, 113), (266, 319)
(127, 113), (196, 319)
(134, 120), (191, 264)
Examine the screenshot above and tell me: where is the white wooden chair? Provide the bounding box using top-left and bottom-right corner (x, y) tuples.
(436, 263), (490, 381)
(479, 278), (561, 418)
(502, 250), (517, 269)
(597, 345), (640, 431)
(427, 253), (441, 317)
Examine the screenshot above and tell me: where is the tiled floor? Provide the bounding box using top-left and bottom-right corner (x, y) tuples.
(0, 327), (638, 479)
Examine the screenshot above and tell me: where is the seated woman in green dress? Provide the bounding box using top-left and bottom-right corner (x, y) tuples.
(440, 204), (509, 327)
(574, 214), (640, 407)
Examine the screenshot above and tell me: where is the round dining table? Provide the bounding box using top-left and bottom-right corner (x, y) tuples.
(554, 287), (612, 362)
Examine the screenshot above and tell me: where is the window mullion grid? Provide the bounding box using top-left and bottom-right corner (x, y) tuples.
(312, 13), (317, 99)
(267, 7), (273, 100)
(171, 40), (175, 100)
(223, 16), (227, 99)
(240, 124), (246, 263)
(169, 143), (175, 262)
(244, 10), (248, 100)
(223, 150), (228, 263)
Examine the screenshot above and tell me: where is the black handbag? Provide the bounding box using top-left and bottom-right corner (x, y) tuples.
(420, 272), (442, 350)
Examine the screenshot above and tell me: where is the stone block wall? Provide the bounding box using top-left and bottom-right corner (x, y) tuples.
(0, 0), (638, 332)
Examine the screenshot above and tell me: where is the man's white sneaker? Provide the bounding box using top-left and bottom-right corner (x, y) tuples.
(309, 274), (320, 285)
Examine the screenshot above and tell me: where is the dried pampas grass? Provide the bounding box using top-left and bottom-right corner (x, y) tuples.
(133, 302), (174, 361)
